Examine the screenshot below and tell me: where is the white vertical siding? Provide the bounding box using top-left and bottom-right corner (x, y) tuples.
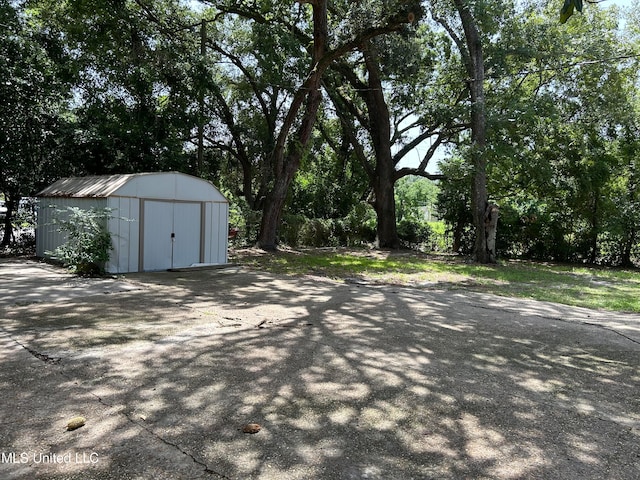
(127, 200), (140, 272)
(219, 202), (229, 264)
(203, 202), (216, 264)
(36, 197), (107, 260)
(106, 197), (140, 274)
(204, 202), (228, 265)
(37, 173), (228, 273)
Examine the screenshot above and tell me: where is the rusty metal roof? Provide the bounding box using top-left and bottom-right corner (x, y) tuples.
(37, 172), (228, 203)
(37, 174), (140, 198)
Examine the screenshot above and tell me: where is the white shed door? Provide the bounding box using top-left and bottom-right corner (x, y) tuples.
(143, 201), (202, 271)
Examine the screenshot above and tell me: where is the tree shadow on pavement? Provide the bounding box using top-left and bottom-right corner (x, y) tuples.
(1, 266), (639, 479)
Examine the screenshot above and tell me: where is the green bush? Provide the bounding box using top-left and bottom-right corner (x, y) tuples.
(427, 221), (451, 252)
(343, 203), (377, 245)
(47, 206), (113, 276)
(281, 204), (377, 248)
(280, 213), (308, 247)
(299, 218), (333, 247)
(223, 194), (261, 246)
(397, 218), (433, 249)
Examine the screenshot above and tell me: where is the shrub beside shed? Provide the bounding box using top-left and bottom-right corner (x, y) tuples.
(36, 172), (229, 273)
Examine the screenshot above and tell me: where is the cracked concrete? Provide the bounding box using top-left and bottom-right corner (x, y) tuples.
(1, 258), (639, 479)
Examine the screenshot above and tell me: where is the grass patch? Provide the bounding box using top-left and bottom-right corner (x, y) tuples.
(231, 247), (640, 313)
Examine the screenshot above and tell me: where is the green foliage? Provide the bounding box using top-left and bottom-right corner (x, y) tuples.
(438, 1), (640, 266)
(560, 0), (583, 24)
(288, 125), (370, 220)
(436, 156), (474, 254)
(280, 213), (308, 247)
(343, 202), (378, 246)
(395, 218), (451, 253)
(397, 218), (432, 247)
(492, 203), (574, 261)
(427, 221), (451, 252)
(224, 193), (261, 246)
(394, 176), (439, 223)
(0, 2), (73, 196)
(28, 0), (206, 176)
(298, 218), (334, 247)
(47, 206), (113, 275)
(278, 203), (377, 248)
(3, 0), (639, 266)
(282, 204), (376, 248)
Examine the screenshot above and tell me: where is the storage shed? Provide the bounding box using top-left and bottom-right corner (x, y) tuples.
(36, 172), (229, 273)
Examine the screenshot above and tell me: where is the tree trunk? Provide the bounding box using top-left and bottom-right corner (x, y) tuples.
(258, 176), (293, 251)
(620, 229), (636, 267)
(256, 0), (327, 249)
(452, 0), (494, 263)
(362, 43), (400, 249)
(251, 2), (417, 249)
(472, 160), (489, 262)
(373, 172), (400, 249)
(0, 196), (17, 248)
(589, 192), (599, 264)
(484, 203), (499, 262)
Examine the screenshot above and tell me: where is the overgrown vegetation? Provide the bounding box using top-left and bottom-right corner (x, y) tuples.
(46, 206), (113, 276)
(0, 196), (35, 256)
(231, 248), (640, 313)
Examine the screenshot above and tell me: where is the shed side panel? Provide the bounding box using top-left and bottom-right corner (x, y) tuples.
(106, 197), (140, 273)
(219, 202), (229, 263)
(36, 197), (108, 260)
(220, 202), (229, 263)
(203, 202), (216, 264)
(204, 202), (228, 264)
(127, 199), (141, 272)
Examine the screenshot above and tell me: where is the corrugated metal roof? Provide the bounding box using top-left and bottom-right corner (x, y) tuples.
(38, 173), (149, 197)
(37, 172), (228, 203)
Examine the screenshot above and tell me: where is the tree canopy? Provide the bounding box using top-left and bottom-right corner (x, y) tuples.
(2, 0), (639, 265)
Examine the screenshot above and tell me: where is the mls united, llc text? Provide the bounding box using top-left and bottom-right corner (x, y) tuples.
(1, 451), (99, 464)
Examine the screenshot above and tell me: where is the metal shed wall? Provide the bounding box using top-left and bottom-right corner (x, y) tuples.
(106, 196), (140, 273)
(36, 197), (108, 260)
(204, 201), (229, 265)
(36, 172), (228, 273)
